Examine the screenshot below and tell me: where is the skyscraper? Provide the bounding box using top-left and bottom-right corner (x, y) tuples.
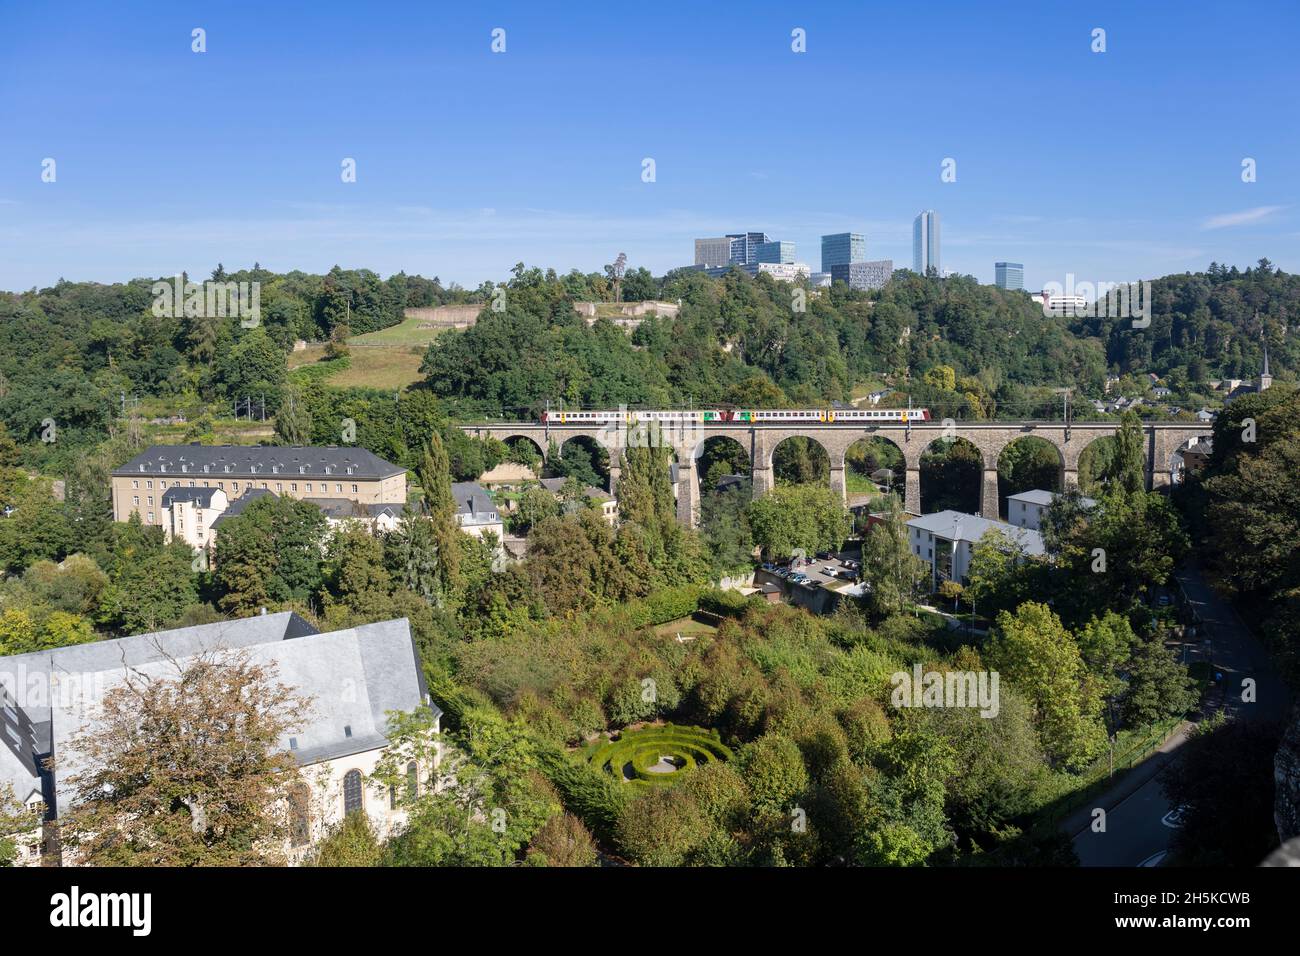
(726, 232), (771, 265)
(820, 233), (867, 273)
(694, 237), (735, 268)
(994, 261), (1024, 290)
(912, 210), (940, 276)
(755, 240), (796, 264)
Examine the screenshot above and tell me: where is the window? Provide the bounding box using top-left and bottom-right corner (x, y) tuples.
(132, 480), (139, 489)
(147, 512), (155, 524)
(291, 483), (298, 493)
(343, 770), (363, 815)
(132, 496), (139, 507)
(306, 483), (312, 493)
(146, 480), (153, 490)
(351, 484), (358, 493)
(290, 784), (311, 847)
(406, 761), (418, 802)
(336, 484), (342, 493)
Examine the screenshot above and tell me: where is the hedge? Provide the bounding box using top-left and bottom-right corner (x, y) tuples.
(585, 724), (733, 790)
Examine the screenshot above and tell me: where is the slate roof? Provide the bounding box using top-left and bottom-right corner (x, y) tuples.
(907, 510), (1046, 557)
(306, 498), (405, 520)
(160, 486), (223, 508)
(114, 445), (405, 480)
(1006, 488), (1099, 509)
(450, 482), (499, 521)
(0, 612), (433, 818)
(211, 488), (275, 527)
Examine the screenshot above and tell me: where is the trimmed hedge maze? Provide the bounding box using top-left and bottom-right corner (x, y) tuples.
(584, 724), (733, 789)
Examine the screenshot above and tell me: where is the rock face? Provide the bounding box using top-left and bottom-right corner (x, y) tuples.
(1275, 703), (1300, 843)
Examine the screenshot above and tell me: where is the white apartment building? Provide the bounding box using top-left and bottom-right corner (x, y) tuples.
(159, 486), (229, 550)
(1005, 488), (1098, 532)
(907, 510), (1045, 591)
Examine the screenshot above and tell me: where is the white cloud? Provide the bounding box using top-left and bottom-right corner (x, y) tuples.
(1200, 205), (1286, 230)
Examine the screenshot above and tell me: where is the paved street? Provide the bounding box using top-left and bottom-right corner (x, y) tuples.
(1068, 561), (1290, 866)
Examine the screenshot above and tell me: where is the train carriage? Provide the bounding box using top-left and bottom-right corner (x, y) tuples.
(541, 407), (930, 424)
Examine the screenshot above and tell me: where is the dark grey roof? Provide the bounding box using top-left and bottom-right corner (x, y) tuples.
(305, 498), (405, 520)
(160, 486), (222, 508)
(211, 488), (275, 526)
(538, 477), (611, 500)
(450, 482), (497, 518)
(114, 445), (406, 480)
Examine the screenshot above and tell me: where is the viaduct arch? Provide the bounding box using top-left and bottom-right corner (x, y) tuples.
(461, 420), (1212, 528)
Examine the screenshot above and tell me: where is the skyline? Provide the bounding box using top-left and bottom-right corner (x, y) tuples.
(0, 0), (1297, 291)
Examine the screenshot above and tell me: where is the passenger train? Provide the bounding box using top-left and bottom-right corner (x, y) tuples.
(540, 407), (931, 424)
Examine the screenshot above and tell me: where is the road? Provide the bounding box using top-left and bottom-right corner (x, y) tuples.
(1068, 561), (1289, 866)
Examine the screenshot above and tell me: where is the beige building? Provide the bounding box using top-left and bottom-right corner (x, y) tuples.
(112, 445), (407, 529)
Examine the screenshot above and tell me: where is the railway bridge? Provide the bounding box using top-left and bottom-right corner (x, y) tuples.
(459, 420), (1213, 527)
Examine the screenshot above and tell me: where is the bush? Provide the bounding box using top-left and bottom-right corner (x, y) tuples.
(585, 724), (733, 792)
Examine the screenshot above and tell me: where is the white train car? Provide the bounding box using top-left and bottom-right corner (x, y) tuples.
(540, 408), (931, 424)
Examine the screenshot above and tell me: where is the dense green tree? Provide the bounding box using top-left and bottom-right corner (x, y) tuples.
(859, 496), (926, 618)
(984, 602), (1107, 770)
(213, 495), (328, 614)
(746, 484), (851, 560)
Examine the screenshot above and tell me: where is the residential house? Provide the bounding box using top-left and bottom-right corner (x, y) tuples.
(0, 612), (439, 866)
(907, 510), (1045, 592)
(1005, 489), (1097, 532)
(307, 498), (404, 534)
(538, 477), (618, 525)
(159, 486), (229, 550)
(451, 482), (504, 541)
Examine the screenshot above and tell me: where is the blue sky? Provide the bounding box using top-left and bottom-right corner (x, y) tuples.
(1, 0), (1297, 292)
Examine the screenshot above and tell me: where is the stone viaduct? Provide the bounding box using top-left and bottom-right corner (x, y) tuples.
(460, 420), (1213, 528)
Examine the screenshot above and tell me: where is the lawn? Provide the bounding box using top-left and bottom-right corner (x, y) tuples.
(651, 615), (719, 639)
(289, 343), (426, 390)
(350, 314), (453, 347)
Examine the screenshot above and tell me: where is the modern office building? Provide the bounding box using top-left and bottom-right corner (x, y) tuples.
(912, 210), (941, 276)
(995, 261), (1024, 290)
(726, 232), (771, 265)
(755, 240), (796, 264)
(821, 233), (867, 273)
(694, 237), (735, 268)
(830, 259), (894, 292)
